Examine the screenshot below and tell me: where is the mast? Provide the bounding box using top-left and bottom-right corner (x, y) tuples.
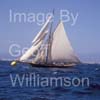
(46, 10), (54, 64)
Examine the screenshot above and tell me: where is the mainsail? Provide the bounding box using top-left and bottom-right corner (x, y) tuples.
(50, 21), (80, 64)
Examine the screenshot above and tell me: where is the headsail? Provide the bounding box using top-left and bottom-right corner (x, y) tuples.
(19, 16), (52, 61)
(32, 44), (47, 63)
(32, 16), (52, 44)
(51, 21), (80, 64)
(20, 41), (43, 61)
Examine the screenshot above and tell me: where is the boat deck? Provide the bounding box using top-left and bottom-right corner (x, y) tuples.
(29, 63), (76, 68)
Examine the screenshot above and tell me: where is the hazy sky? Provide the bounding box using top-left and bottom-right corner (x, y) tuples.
(0, 0), (100, 62)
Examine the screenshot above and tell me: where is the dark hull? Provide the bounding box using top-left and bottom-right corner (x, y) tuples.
(30, 63), (76, 68)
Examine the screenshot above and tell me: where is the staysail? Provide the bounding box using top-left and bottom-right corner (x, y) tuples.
(20, 41), (43, 61)
(50, 21), (80, 63)
(19, 16), (52, 61)
(32, 44), (47, 63)
(32, 16), (52, 44)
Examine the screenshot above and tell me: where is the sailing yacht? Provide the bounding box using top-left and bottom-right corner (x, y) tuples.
(11, 15), (80, 67)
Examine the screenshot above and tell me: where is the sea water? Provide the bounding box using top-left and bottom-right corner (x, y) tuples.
(0, 61), (100, 100)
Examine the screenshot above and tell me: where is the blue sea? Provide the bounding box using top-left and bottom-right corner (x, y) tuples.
(0, 61), (100, 100)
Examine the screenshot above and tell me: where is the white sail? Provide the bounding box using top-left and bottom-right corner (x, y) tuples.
(32, 46), (46, 63)
(19, 16), (52, 61)
(39, 48), (46, 63)
(51, 21), (79, 63)
(32, 16), (52, 44)
(20, 41), (42, 61)
(19, 30), (48, 61)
